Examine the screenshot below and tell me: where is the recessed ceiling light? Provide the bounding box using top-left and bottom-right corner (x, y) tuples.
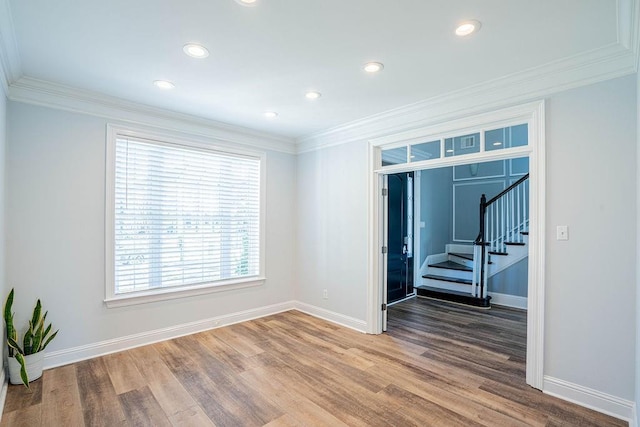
(446, 149), (454, 153)
(153, 80), (175, 90)
(305, 91), (321, 100)
(363, 62), (384, 73)
(264, 111), (278, 119)
(493, 141), (503, 146)
(183, 43), (209, 58)
(455, 20), (481, 36)
(235, 0), (257, 6)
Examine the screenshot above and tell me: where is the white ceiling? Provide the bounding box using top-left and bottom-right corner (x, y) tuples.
(3, 0), (625, 140)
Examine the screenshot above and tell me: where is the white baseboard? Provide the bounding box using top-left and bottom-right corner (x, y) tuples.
(44, 301), (296, 369)
(294, 301), (367, 333)
(489, 292), (527, 310)
(543, 375), (636, 425)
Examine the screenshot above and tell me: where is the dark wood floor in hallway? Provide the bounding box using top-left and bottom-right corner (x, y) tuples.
(1, 298), (628, 426)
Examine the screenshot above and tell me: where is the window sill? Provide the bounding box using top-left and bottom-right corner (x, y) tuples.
(104, 277), (266, 308)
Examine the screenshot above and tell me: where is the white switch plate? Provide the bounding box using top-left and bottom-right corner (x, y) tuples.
(556, 225), (568, 241)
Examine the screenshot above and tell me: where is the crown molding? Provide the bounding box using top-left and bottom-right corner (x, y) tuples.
(0, 0), (22, 95)
(297, 0), (639, 154)
(9, 77), (297, 154)
(296, 40), (636, 154)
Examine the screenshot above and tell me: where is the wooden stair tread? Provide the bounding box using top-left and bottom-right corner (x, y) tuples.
(449, 252), (473, 261)
(488, 251), (509, 256)
(428, 261), (472, 272)
(521, 231), (529, 235)
(504, 242), (526, 246)
(422, 274), (472, 285)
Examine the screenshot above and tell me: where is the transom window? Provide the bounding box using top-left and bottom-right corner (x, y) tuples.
(105, 127), (265, 306)
(380, 123), (528, 167)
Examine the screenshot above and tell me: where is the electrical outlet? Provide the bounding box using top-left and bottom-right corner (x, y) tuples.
(323, 289), (328, 299)
(556, 225), (569, 241)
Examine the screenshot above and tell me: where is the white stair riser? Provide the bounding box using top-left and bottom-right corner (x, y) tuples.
(488, 244), (528, 276)
(445, 244), (474, 255)
(420, 279), (472, 294)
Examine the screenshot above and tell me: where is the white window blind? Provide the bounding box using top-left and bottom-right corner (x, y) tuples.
(111, 136), (262, 295)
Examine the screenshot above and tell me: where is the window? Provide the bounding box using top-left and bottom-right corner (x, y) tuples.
(106, 127), (265, 306)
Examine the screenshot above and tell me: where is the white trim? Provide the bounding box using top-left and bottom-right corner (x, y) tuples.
(488, 292), (527, 310)
(371, 102), (541, 148)
(526, 101), (546, 390)
(366, 144), (383, 334)
(297, 42), (635, 153)
(9, 77), (296, 154)
(543, 376), (636, 425)
(44, 301), (296, 369)
(378, 146), (531, 176)
(0, 0), (21, 94)
(104, 278), (266, 308)
(636, 44), (640, 427)
(293, 302), (367, 333)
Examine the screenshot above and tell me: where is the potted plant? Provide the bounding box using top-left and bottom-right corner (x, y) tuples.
(3, 288), (58, 387)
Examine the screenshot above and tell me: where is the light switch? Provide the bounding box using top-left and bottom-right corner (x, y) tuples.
(556, 225), (568, 241)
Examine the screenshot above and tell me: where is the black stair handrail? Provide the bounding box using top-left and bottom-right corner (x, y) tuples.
(474, 173), (529, 299)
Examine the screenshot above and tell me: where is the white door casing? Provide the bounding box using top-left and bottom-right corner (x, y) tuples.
(367, 100), (546, 390)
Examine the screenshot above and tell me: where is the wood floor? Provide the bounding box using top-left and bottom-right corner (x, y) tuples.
(1, 298), (628, 426)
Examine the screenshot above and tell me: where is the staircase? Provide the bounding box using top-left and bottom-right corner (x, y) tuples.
(416, 174), (529, 308)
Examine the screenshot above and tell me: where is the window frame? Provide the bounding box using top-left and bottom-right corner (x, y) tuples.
(105, 125), (267, 308)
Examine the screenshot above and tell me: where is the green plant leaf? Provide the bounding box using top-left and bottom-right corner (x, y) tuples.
(32, 330), (42, 354)
(41, 330), (58, 350)
(43, 323), (51, 340)
(23, 326), (33, 355)
(8, 337), (24, 355)
(31, 300), (41, 330)
(4, 288), (15, 357)
(3, 288), (13, 324)
(14, 353), (29, 388)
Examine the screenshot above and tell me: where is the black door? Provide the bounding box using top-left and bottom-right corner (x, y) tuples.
(386, 172), (414, 303)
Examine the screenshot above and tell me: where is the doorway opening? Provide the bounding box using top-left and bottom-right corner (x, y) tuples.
(369, 100), (545, 389)
(385, 157), (529, 311)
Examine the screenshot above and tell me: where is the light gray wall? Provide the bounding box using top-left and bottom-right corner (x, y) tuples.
(488, 258), (527, 297)
(544, 74), (636, 399)
(6, 101), (296, 354)
(0, 90), (6, 368)
(636, 69), (640, 427)
(295, 140), (369, 320)
(453, 159), (528, 242)
(419, 167), (453, 265)
(296, 74), (636, 402)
